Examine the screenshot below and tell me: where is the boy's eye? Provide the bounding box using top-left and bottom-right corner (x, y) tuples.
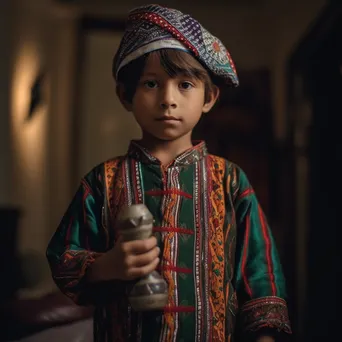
(144, 80), (158, 88)
(179, 82), (193, 90)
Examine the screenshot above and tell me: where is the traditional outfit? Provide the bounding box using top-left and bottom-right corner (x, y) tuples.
(47, 4), (291, 342)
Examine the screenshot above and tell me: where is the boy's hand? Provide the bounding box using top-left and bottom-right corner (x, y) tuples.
(87, 236), (160, 282)
(110, 236), (160, 280)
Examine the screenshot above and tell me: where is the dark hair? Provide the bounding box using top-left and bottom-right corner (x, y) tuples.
(115, 49), (217, 103)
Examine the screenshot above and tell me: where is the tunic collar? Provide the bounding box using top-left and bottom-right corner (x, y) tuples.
(127, 140), (208, 166)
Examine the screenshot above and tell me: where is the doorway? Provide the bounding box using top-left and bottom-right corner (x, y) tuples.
(288, 2), (342, 340)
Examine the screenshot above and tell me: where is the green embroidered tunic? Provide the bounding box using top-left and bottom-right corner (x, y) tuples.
(47, 141), (291, 341)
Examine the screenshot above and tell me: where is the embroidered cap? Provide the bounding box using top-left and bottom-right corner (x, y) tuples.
(113, 4), (239, 87)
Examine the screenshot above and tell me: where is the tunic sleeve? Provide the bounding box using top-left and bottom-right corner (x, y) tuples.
(231, 164), (292, 337)
(46, 166), (109, 306)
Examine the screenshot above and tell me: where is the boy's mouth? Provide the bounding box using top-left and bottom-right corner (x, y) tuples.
(155, 115), (181, 121)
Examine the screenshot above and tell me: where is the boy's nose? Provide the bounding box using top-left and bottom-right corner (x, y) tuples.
(160, 85), (177, 109)
(160, 102), (177, 109)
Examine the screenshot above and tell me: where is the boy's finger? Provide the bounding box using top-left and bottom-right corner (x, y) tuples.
(130, 247), (160, 267)
(129, 257), (160, 279)
(124, 236), (158, 254)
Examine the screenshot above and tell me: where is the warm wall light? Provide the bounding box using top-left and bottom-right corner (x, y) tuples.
(12, 42), (40, 124)
(27, 71), (45, 121)
(11, 41), (48, 179)
(11, 40), (49, 256)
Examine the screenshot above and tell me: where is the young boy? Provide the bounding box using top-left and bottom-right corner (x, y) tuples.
(47, 4), (292, 342)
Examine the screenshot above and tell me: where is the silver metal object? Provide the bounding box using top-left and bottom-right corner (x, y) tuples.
(117, 204), (168, 311)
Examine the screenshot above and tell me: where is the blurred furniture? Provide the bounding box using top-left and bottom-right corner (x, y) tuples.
(0, 208), (93, 341)
(0, 208), (21, 303)
(0, 291), (93, 342)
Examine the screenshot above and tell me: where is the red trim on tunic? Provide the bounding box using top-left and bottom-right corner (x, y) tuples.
(241, 213), (253, 297)
(153, 226), (194, 235)
(258, 205), (277, 296)
(158, 264), (192, 274)
(237, 188), (254, 200)
(164, 306), (195, 313)
(146, 189), (192, 199)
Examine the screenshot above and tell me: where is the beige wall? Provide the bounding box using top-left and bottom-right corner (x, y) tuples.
(8, 0), (79, 295)
(78, 31), (142, 179)
(0, 0), (13, 206)
(5, 0), (326, 296)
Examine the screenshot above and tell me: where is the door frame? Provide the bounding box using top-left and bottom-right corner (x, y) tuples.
(286, 1), (342, 339)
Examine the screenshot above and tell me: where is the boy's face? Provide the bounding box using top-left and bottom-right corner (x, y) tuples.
(122, 53), (218, 141)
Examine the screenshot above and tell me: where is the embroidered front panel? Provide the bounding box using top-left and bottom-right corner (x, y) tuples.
(193, 162), (203, 341)
(104, 157), (145, 342)
(159, 166), (181, 341)
(207, 156), (227, 341)
(223, 163), (239, 339)
(103, 157), (128, 342)
(141, 162), (197, 342)
(112, 148), (230, 342)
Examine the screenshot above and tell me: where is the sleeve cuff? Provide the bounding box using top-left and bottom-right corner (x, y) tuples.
(239, 296), (292, 335)
(53, 250), (103, 304)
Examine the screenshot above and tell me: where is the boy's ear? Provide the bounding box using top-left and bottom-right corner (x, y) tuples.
(202, 85), (220, 113)
(116, 84), (133, 112)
